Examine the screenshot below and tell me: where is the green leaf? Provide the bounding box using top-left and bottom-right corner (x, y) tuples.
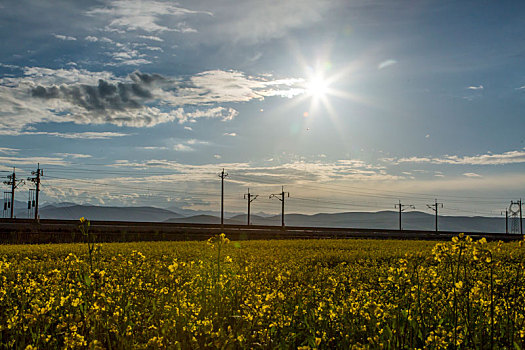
(384, 325), (393, 339)
(84, 274), (91, 287)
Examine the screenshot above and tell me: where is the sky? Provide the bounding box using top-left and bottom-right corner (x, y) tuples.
(0, 0), (525, 218)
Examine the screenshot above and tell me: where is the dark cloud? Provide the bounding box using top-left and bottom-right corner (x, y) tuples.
(129, 71), (165, 85)
(30, 71), (165, 112)
(31, 85), (60, 98)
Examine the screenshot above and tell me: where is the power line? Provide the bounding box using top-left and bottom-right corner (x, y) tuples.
(27, 164), (43, 220)
(27, 164), (519, 204)
(395, 200), (415, 230)
(3, 168), (24, 219)
(4, 165), (513, 220)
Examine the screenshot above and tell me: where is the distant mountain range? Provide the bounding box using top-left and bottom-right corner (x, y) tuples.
(166, 211), (509, 233)
(0, 201), (511, 233)
(38, 204), (184, 222)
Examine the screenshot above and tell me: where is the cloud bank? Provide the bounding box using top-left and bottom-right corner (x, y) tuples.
(384, 150), (525, 166)
(0, 66), (304, 132)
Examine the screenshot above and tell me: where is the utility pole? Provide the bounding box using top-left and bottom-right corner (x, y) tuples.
(394, 200), (415, 230)
(28, 163), (43, 221)
(427, 199), (443, 233)
(244, 188), (258, 226)
(510, 200), (522, 234)
(519, 198), (523, 235)
(3, 192), (10, 218)
(270, 186), (289, 228)
(218, 168), (229, 226)
(501, 209), (508, 234)
(3, 168), (24, 219)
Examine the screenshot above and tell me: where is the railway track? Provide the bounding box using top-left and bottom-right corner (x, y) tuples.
(0, 218), (521, 244)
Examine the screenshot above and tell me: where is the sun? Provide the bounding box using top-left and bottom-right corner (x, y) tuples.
(306, 74), (329, 98)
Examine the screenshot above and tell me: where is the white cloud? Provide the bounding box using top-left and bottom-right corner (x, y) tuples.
(224, 132), (237, 137)
(85, 36), (99, 42)
(139, 146), (168, 150)
(54, 153), (92, 159)
(138, 35), (164, 42)
(109, 158), (399, 184)
(0, 129), (128, 139)
(463, 172), (482, 177)
(107, 58), (152, 66)
(378, 59), (397, 70)
(200, 0), (338, 44)
(0, 155), (70, 167)
(31, 131), (128, 139)
(173, 144), (194, 152)
(53, 34), (77, 41)
(160, 70), (304, 106)
(385, 150), (525, 166)
(144, 46), (163, 52)
(17, 66), (118, 85)
(0, 148), (19, 155)
(0, 67), (304, 132)
(175, 106), (239, 124)
(184, 126), (193, 131)
(186, 139), (208, 146)
(86, 0), (211, 33)
(467, 85), (484, 90)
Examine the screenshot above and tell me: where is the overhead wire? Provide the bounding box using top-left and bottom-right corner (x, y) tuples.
(1, 162), (520, 217)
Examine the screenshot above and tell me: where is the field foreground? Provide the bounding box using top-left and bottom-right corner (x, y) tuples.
(1, 236), (525, 349)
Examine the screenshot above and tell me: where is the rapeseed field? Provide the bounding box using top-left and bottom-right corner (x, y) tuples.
(1, 228), (524, 349)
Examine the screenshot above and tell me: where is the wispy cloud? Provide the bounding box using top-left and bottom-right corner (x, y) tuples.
(53, 34), (77, 41)
(84, 36), (99, 42)
(0, 130), (128, 139)
(200, 0), (338, 44)
(109, 158), (400, 184)
(138, 35), (164, 42)
(173, 144), (194, 152)
(140, 146), (167, 151)
(467, 85), (484, 90)
(378, 59), (397, 70)
(0, 148), (19, 155)
(108, 58), (152, 66)
(54, 153), (92, 159)
(0, 156), (70, 167)
(86, 0), (211, 33)
(463, 172), (482, 177)
(224, 132), (237, 137)
(171, 139), (209, 152)
(178, 107), (239, 124)
(384, 150), (525, 166)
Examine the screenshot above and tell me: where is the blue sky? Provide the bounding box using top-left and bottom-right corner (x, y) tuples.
(1, 0), (524, 217)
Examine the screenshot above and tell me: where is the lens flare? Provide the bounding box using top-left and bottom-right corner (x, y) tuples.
(306, 75), (329, 98)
